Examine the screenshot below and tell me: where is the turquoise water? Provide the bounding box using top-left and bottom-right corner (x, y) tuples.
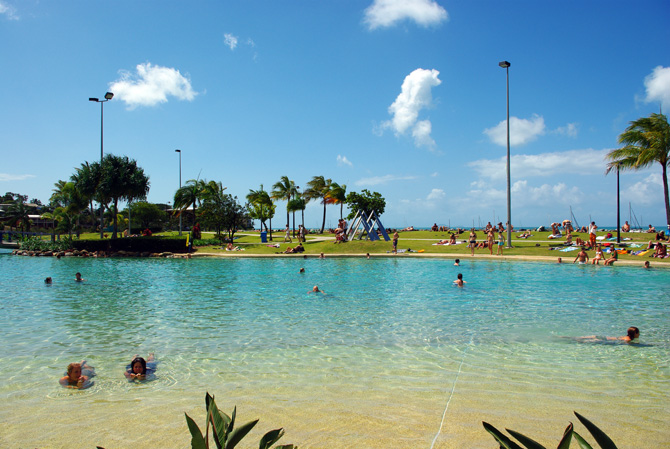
(0, 254), (668, 448)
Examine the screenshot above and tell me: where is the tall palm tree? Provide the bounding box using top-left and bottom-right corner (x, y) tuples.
(606, 113), (670, 229)
(2, 196), (32, 233)
(271, 176), (297, 234)
(304, 175), (332, 234)
(327, 182), (347, 220)
(47, 180), (87, 237)
(71, 161), (101, 230)
(246, 185), (272, 232)
(174, 179), (206, 231)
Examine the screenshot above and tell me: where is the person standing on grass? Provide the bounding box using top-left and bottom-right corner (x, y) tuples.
(497, 231), (504, 255)
(588, 221), (598, 249)
(469, 229), (477, 256)
(283, 224), (292, 243)
(392, 231), (399, 254)
(487, 229), (495, 255)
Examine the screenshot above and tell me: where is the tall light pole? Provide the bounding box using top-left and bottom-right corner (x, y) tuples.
(175, 149), (182, 236)
(499, 60), (512, 248)
(616, 164), (621, 244)
(89, 92), (114, 239)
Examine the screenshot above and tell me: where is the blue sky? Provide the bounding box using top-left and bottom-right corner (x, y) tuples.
(1, 0), (669, 229)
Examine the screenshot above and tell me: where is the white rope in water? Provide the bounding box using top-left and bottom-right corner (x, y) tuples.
(429, 337), (473, 449)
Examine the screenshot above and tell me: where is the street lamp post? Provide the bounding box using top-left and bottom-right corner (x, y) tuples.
(89, 92), (114, 239)
(616, 164), (621, 244)
(498, 61), (512, 248)
(175, 149), (182, 236)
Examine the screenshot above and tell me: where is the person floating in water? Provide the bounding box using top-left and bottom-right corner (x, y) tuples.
(125, 354), (157, 380)
(75, 272), (85, 282)
(576, 327), (640, 344)
(453, 273), (466, 287)
(45, 277), (52, 284)
(454, 258), (460, 266)
(59, 360), (95, 389)
(308, 285), (325, 294)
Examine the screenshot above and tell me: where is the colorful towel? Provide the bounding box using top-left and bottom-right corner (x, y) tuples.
(559, 246), (580, 252)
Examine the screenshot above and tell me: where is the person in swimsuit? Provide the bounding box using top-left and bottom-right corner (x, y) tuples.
(453, 273), (466, 287)
(60, 361), (95, 389)
(573, 247), (589, 264)
(604, 248), (618, 265)
(592, 244), (604, 265)
(392, 231), (399, 255)
(469, 229), (477, 256)
(125, 354), (157, 380)
(283, 225), (292, 243)
(45, 277), (52, 284)
(588, 221), (598, 248)
(75, 272), (85, 282)
(577, 327), (640, 343)
(308, 285), (325, 294)
(497, 231), (504, 255)
(487, 230), (495, 255)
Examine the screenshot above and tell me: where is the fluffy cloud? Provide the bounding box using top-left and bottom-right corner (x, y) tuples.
(224, 33), (238, 50)
(426, 188), (445, 201)
(381, 68), (441, 149)
(110, 63), (197, 109)
(484, 114), (546, 147)
(554, 123), (578, 137)
(644, 66), (670, 109)
(364, 0), (448, 30)
(0, 173), (35, 182)
(355, 174), (417, 186)
(468, 180), (581, 208)
(0, 1), (18, 20)
(623, 173), (663, 206)
(469, 148), (610, 181)
(337, 155), (353, 167)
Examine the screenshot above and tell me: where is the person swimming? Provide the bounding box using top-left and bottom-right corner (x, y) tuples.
(125, 354), (157, 380)
(59, 360), (95, 389)
(308, 285), (325, 294)
(453, 273), (466, 287)
(576, 327), (640, 344)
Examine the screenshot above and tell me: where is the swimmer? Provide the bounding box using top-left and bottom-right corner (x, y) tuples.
(453, 273), (466, 287)
(308, 285), (325, 294)
(319, 253), (325, 259)
(573, 248), (589, 264)
(454, 258), (460, 266)
(577, 327), (640, 344)
(75, 272), (85, 282)
(59, 360), (95, 389)
(644, 261), (650, 269)
(557, 257), (562, 264)
(45, 277), (52, 284)
(366, 253), (370, 259)
(125, 353), (156, 380)
(299, 267), (305, 273)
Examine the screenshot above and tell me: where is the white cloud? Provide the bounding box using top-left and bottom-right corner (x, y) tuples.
(427, 188), (445, 201)
(467, 180), (581, 208)
(364, 0), (448, 30)
(554, 123), (578, 137)
(623, 173), (663, 206)
(381, 68), (441, 148)
(110, 63), (197, 109)
(0, 173), (35, 181)
(337, 155), (353, 167)
(355, 174), (417, 186)
(224, 33), (238, 50)
(0, 1), (18, 20)
(484, 114), (546, 147)
(469, 148), (610, 181)
(644, 66), (670, 109)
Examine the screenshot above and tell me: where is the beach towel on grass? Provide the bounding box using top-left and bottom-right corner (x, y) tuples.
(559, 246), (580, 252)
(634, 250), (650, 257)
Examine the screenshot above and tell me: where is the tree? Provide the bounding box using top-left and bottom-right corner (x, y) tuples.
(174, 179), (206, 232)
(200, 182), (249, 242)
(128, 201), (166, 230)
(246, 186), (275, 236)
(71, 161), (102, 230)
(46, 180), (87, 237)
(96, 154), (150, 239)
(2, 194), (33, 232)
(271, 176), (297, 234)
(304, 176), (332, 234)
(606, 112), (670, 229)
(345, 189), (386, 220)
(327, 182), (347, 220)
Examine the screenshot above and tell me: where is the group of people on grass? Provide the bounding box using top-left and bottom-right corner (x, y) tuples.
(467, 228), (505, 256)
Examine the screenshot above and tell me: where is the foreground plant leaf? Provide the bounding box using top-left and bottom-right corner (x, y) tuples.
(556, 423), (573, 449)
(259, 428), (285, 449)
(225, 419), (259, 449)
(574, 412), (618, 449)
(482, 422), (524, 449)
(185, 412), (207, 449)
(573, 431), (594, 449)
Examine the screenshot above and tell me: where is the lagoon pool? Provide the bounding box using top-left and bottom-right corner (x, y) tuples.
(0, 254), (668, 448)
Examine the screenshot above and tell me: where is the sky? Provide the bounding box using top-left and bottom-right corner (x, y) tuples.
(1, 0), (669, 230)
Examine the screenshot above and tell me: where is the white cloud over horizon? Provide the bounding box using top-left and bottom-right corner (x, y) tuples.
(469, 148), (610, 181)
(484, 114), (546, 147)
(622, 172), (663, 206)
(0, 173), (35, 182)
(110, 63), (197, 109)
(355, 174), (417, 186)
(364, 0), (448, 30)
(337, 155), (353, 167)
(224, 33), (239, 50)
(381, 68), (441, 149)
(644, 66), (670, 110)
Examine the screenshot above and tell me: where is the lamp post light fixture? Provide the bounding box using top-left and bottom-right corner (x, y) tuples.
(89, 92), (114, 239)
(616, 164), (621, 244)
(175, 149), (182, 236)
(498, 60), (512, 248)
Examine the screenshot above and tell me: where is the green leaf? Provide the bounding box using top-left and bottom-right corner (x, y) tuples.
(274, 445), (296, 449)
(573, 432), (594, 449)
(185, 412), (208, 449)
(556, 423), (573, 449)
(225, 419), (259, 449)
(208, 396), (229, 449)
(482, 422), (525, 449)
(574, 412), (618, 449)
(506, 428), (547, 449)
(259, 428), (285, 449)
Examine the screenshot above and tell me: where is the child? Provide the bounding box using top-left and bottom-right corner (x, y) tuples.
(60, 360), (95, 389)
(125, 354), (157, 380)
(453, 273), (466, 287)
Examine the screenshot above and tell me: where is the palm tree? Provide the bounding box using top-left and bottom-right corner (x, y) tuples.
(47, 180), (87, 237)
(71, 161), (101, 231)
(246, 186), (273, 233)
(606, 113), (670, 229)
(304, 176), (332, 234)
(2, 196), (32, 233)
(174, 179), (206, 231)
(271, 176), (297, 235)
(327, 182), (347, 220)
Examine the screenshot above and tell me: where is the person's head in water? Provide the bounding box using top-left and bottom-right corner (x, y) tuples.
(557, 257), (562, 264)
(454, 259), (460, 266)
(45, 277), (52, 284)
(299, 268), (305, 273)
(130, 357), (147, 375)
(627, 327), (640, 341)
(312, 285), (320, 293)
(644, 261), (650, 268)
(457, 273), (463, 281)
(66, 362), (82, 382)
(75, 272), (83, 281)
